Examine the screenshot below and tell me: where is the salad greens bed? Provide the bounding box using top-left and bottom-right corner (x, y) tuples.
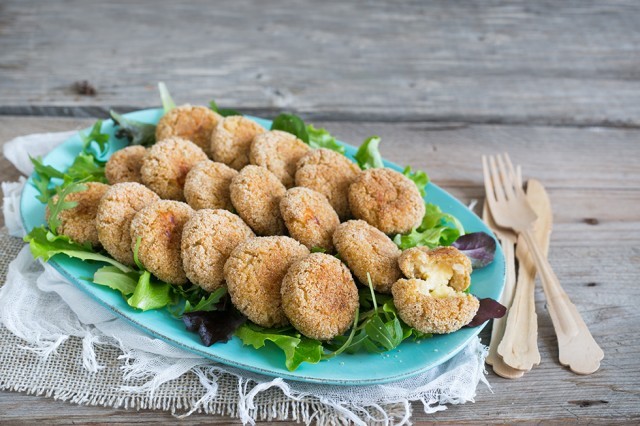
(25, 84), (499, 371)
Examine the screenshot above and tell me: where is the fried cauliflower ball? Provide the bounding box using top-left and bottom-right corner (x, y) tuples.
(130, 200), (193, 285)
(348, 168), (425, 234)
(229, 165), (286, 236)
(280, 187), (340, 251)
(181, 209), (255, 292)
(249, 130), (311, 188)
(224, 236), (310, 328)
(140, 137), (208, 201)
(46, 182), (109, 247)
(105, 145), (147, 184)
(155, 105), (222, 155)
(210, 115), (266, 170)
(398, 246), (472, 292)
(281, 253), (359, 340)
(392, 278), (479, 334)
(295, 148), (361, 220)
(96, 182), (160, 266)
(333, 220), (402, 293)
(183, 160), (237, 211)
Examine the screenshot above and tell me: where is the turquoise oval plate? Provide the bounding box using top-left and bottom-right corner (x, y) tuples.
(20, 108), (504, 385)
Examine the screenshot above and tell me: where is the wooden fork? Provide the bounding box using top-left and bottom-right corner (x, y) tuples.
(482, 153), (604, 375)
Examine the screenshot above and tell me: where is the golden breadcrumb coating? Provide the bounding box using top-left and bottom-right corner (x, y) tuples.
(295, 148), (361, 220)
(105, 145), (147, 185)
(348, 168), (425, 234)
(280, 187), (340, 251)
(183, 160), (238, 211)
(155, 105), (222, 155)
(224, 236), (310, 327)
(281, 253), (359, 340)
(229, 165), (286, 236)
(140, 137), (208, 201)
(46, 182), (109, 248)
(96, 182), (160, 266)
(332, 220), (402, 293)
(130, 200), (193, 285)
(249, 130), (311, 188)
(181, 209), (255, 292)
(392, 278), (479, 334)
(398, 246), (472, 292)
(210, 115), (266, 170)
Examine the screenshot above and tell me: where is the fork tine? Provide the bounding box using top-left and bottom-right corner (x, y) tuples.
(496, 153), (516, 200)
(504, 153), (526, 197)
(482, 155), (496, 204)
(516, 165), (523, 188)
(489, 155), (506, 202)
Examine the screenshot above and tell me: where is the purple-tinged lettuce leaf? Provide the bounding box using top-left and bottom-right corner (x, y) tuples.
(452, 231), (496, 268)
(466, 298), (506, 327)
(184, 309), (247, 346)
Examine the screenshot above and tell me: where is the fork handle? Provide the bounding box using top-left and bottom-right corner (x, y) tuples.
(520, 230), (579, 339)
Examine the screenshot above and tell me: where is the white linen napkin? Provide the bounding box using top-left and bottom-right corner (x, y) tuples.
(0, 130), (489, 425)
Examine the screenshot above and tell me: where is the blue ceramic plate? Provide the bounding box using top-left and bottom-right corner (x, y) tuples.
(20, 108), (504, 385)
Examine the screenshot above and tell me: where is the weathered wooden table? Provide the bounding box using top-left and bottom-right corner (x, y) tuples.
(1, 1), (639, 423)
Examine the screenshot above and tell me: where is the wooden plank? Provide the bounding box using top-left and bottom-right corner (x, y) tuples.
(1, 1), (640, 126)
(1, 116), (639, 423)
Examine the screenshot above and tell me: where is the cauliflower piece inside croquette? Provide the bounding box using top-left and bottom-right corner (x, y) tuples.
(155, 105), (222, 155)
(46, 182), (109, 247)
(184, 160), (237, 211)
(105, 145), (147, 185)
(230, 165), (286, 236)
(398, 246), (472, 292)
(333, 220), (402, 293)
(249, 130), (311, 188)
(280, 187), (340, 251)
(140, 137), (208, 201)
(130, 200), (194, 285)
(392, 278), (479, 334)
(224, 236), (310, 328)
(295, 148), (361, 220)
(348, 168), (425, 235)
(96, 182), (160, 266)
(210, 115), (266, 170)
(281, 253), (359, 340)
(181, 209), (255, 292)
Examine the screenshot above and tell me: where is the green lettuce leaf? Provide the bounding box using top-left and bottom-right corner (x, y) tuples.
(393, 202), (464, 249)
(209, 100), (242, 117)
(354, 136), (383, 170)
(24, 226), (133, 273)
(183, 287), (227, 313)
(93, 265), (139, 295)
(46, 181), (88, 234)
(403, 166), (429, 197)
(66, 153), (107, 181)
(110, 110), (157, 146)
(127, 270), (175, 311)
(270, 113), (309, 143)
(158, 82), (176, 114)
(235, 324), (323, 371)
(306, 124), (345, 154)
(80, 120), (110, 157)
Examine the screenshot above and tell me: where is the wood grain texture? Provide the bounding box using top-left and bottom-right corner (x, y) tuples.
(1, 116), (639, 423)
(1, 1), (640, 126)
